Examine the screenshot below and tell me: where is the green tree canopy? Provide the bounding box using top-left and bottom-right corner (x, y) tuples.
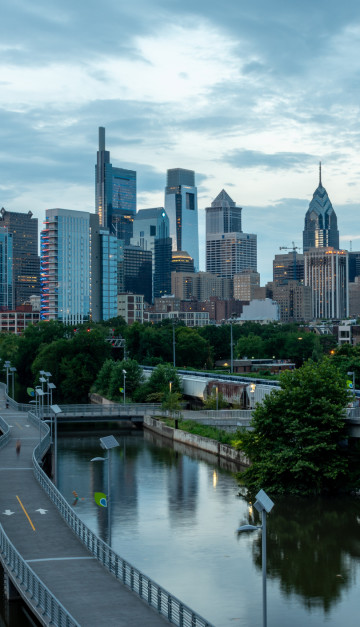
(239, 359), (351, 495)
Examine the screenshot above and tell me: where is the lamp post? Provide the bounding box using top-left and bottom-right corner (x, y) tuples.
(91, 435), (119, 546)
(215, 385), (219, 411)
(4, 360), (10, 392)
(249, 383), (256, 409)
(10, 367), (16, 399)
(122, 369), (126, 405)
(36, 387), (46, 450)
(173, 321), (176, 368)
(237, 489), (274, 627)
(230, 322), (234, 374)
(50, 404), (62, 486)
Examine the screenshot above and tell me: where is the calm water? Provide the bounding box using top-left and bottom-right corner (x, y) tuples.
(7, 429), (359, 627)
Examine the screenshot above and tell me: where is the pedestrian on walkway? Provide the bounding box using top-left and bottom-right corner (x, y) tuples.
(16, 439), (21, 455)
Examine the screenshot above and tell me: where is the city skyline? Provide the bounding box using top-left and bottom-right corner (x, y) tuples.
(1, 1), (360, 283)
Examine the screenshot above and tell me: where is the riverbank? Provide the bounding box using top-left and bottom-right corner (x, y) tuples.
(144, 415), (249, 467)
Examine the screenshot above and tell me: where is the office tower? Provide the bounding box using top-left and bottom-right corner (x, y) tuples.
(206, 190), (257, 278)
(233, 271), (260, 301)
(348, 251), (360, 282)
(131, 208), (172, 299)
(164, 168), (199, 270)
(0, 226), (13, 310)
(90, 227), (118, 321)
(171, 251), (195, 273)
(303, 164), (339, 252)
(272, 281), (312, 322)
(273, 252), (304, 285)
(304, 248), (348, 319)
(41, 209), (93, 324)
(117, 246), (152, 305)
(0, 207), (40, 306)
(95, 127), (136, 243)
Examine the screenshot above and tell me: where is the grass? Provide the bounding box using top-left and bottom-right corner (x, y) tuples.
(157, 416), (240, 446)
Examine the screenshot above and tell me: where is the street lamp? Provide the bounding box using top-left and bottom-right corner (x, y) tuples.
(91, 435), (119, 546)
(51, 404), (62, 486)
(237, 489), (274, 627)
(249, 383), (256, 409)
(10, 367), (16, 399)
(4, 360), (10, 392)
(122, 369), (127, 405)
(215, 385), (219, 411)
(173, 320), (176, 368)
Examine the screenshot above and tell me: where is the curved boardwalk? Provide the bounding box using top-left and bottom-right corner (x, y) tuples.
(0, 396), (170, 626)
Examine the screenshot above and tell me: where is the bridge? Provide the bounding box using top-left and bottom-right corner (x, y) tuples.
(0, 388), (214, 627)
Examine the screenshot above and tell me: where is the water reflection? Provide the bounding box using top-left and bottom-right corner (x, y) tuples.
(56, 431), (360, 627)
(247, 496), (360, 613)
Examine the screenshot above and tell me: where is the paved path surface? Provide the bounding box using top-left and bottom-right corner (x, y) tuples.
(0, 395), (169, 626)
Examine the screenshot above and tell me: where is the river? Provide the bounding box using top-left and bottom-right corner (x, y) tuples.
(2, 428), (360, 627)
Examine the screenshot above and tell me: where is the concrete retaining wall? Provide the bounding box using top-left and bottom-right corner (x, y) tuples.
(144, 416), (249, 467)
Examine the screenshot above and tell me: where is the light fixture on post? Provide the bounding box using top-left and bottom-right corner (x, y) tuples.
(9, 367), (16, 399)
(50, 404), (62, 486)
(91, 435), (119, 546)
(237, 489), (274, 627)
(122, 369), (126, 405)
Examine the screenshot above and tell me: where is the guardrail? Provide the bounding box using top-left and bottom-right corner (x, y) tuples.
(31, 414), (214, 627)
(56, 403), (161, 416)
(0, 412), (79, 627)
(0, 524), (80, 627)
(0, 415), (10, 450)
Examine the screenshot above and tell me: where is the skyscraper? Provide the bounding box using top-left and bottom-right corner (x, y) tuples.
(303, 164), (339, 252)
(0, 208), (40, 306)
(304, 247), (348, 319)
(164, 168), (199, 270)
(95, 127), (136, 243)
(0, 226), (13, 310)
(131, 207), (172, 300)
(41, 209), (94, 324)
(206, 190), (257, 278)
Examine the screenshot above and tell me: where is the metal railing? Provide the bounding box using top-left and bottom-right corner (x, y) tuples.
(31, 414), (214, 627)
(0, 415), (10, 450)
(0, 524), (79, 627)
(56, 403), (161, 416)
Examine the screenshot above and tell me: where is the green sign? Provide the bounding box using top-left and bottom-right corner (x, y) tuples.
(94, 492), (107, 508)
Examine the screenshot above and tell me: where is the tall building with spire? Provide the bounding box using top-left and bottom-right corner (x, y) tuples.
(303, 163), (339, 252)
(95, 127), (136, 243)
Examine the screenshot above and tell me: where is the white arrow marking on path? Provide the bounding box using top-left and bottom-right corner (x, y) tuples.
(3, 509), (15, 516)
(36, 509), (48, 515)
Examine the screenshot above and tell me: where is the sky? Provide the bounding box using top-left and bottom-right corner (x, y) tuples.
(1, 0), (360, 284)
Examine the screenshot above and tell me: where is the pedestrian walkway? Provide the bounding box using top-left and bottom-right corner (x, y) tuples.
(0, 396), (171, 626)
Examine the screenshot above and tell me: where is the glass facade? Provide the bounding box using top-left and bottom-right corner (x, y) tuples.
(41, 209), (91, 324)
(95, 127), (136, 242)
(303, 168), (339, 253)
(0, 208), (40, 306)
(165, 168), (199, 271)
(100, 229), (118, 320)
(0, 227), (13, 310)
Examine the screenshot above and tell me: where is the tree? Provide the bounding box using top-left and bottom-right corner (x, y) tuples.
(236, 333), (265, 359)
(175, 327), (210, 369)
(108, 359), (144, 401)
(239, 359), (351, 495)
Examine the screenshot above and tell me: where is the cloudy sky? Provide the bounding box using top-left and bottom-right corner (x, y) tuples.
(1, 0), (360, 283)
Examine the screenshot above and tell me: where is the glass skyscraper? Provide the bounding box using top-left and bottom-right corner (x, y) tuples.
(303, 164), (339, 252)
(164, 168), (199, 271)
(41, 209), (91, 324)
(95, 127), (136, 243)
(0, 208), (40, 306)
(131, 207), (172, 300)
(0, 226), (13, 311)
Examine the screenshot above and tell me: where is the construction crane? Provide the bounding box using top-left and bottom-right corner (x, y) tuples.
(279, 242), (301, 281)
